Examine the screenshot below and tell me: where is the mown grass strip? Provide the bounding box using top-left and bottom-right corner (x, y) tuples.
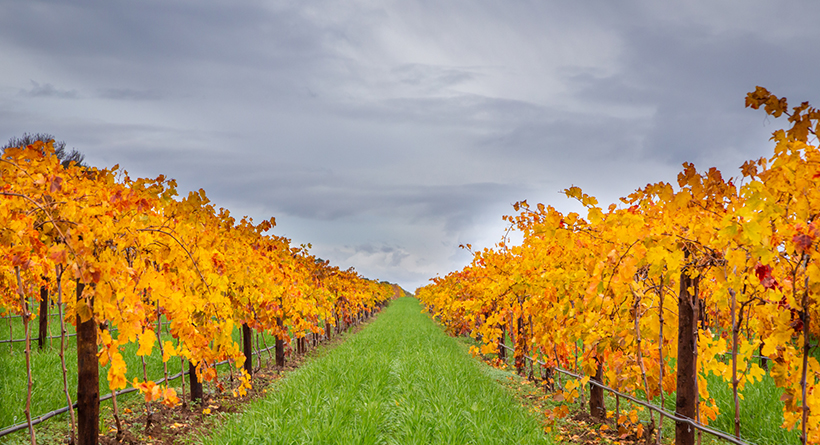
(206, 297), (552, 445)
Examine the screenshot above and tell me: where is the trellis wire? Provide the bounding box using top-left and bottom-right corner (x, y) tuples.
(497, 343), (757, 445)
(0, 342), (279, 438)
(2, 310), (371, 438)
(1, 321), (172, 344)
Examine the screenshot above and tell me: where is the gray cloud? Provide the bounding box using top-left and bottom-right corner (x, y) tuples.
(2, 0), (820, 289)
(21, 80), (79, 98)
(97, 88), (163, 101)
(201, 161), (523, 234)
(342, 94), (545, 130)
(392, 64), (478, 90)
(0, 2), (322, 64)
(351, 244), (410, 267)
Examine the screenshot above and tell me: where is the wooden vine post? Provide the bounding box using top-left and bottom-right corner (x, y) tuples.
(75, 281), (99, 445)
(275, 317), (285, 368)
(242, 322), (253, 377)
(37, 285), (48, 350)
(497, 325), (506, 361)
(515, 314), (526, 375)
(189, 361), (203, 402)
(589, 358), (605, 420)
(675, 248), (699, 445)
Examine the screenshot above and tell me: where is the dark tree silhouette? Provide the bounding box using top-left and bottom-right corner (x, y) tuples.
(2, 134), (87, 352)
(2, 132), (86, 168)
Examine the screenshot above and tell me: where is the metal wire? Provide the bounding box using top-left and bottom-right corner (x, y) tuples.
(497, 343), (756, 445)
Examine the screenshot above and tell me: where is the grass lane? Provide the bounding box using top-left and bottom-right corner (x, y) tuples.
(206, 297), (552, 445)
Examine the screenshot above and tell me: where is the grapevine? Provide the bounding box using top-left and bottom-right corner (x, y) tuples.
(0, 141), (395, 443)
(419, 88), (820, 445)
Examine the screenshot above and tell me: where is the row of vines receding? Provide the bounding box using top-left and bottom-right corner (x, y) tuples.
(0, 141), (398, 445)
(417, 87), (820, 445)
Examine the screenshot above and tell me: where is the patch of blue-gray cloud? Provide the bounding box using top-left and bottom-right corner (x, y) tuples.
(2, 0), (820, 290)
(21, 80), (79, 99)
(97, 88), (163, 101)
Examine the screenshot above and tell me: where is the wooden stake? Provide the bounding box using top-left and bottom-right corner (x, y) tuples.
(242, 323), (253, 377)
(75, 281), (99, 445)
(189, 361), (203, 403)
(675, 249), (698, 445)
(37, 284), (48, 350)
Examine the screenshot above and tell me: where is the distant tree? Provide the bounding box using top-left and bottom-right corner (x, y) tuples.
(2, 133), (87, 352)
(2, 132), (86, 168)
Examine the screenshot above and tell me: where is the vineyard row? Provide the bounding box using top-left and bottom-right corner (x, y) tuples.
(0, 310), (376, 439)
(0, 140), (398, 445)
(418, 87), (820, 445)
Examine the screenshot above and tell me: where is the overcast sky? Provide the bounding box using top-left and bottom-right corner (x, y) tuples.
(2, 1), (819, 290)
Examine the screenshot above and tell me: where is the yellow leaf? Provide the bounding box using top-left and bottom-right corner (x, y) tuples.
(761, 341), (777, 358)
(77, 301), (93, 324)
(137, 330), (156, 356)
(162, 388), (180, 407)
(162, 340), (177, 362)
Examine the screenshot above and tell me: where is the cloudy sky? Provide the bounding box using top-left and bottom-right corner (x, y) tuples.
(1, 1), (819, 290)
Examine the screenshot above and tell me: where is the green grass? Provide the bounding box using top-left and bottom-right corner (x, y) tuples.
(476, 333), (799, 445)
(0, 307), (281, 443)
(706, 372), (800, 445)
(205, 297), (552, 445)
(587, 374), (799, 445)
(7, 298), (795, 445)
